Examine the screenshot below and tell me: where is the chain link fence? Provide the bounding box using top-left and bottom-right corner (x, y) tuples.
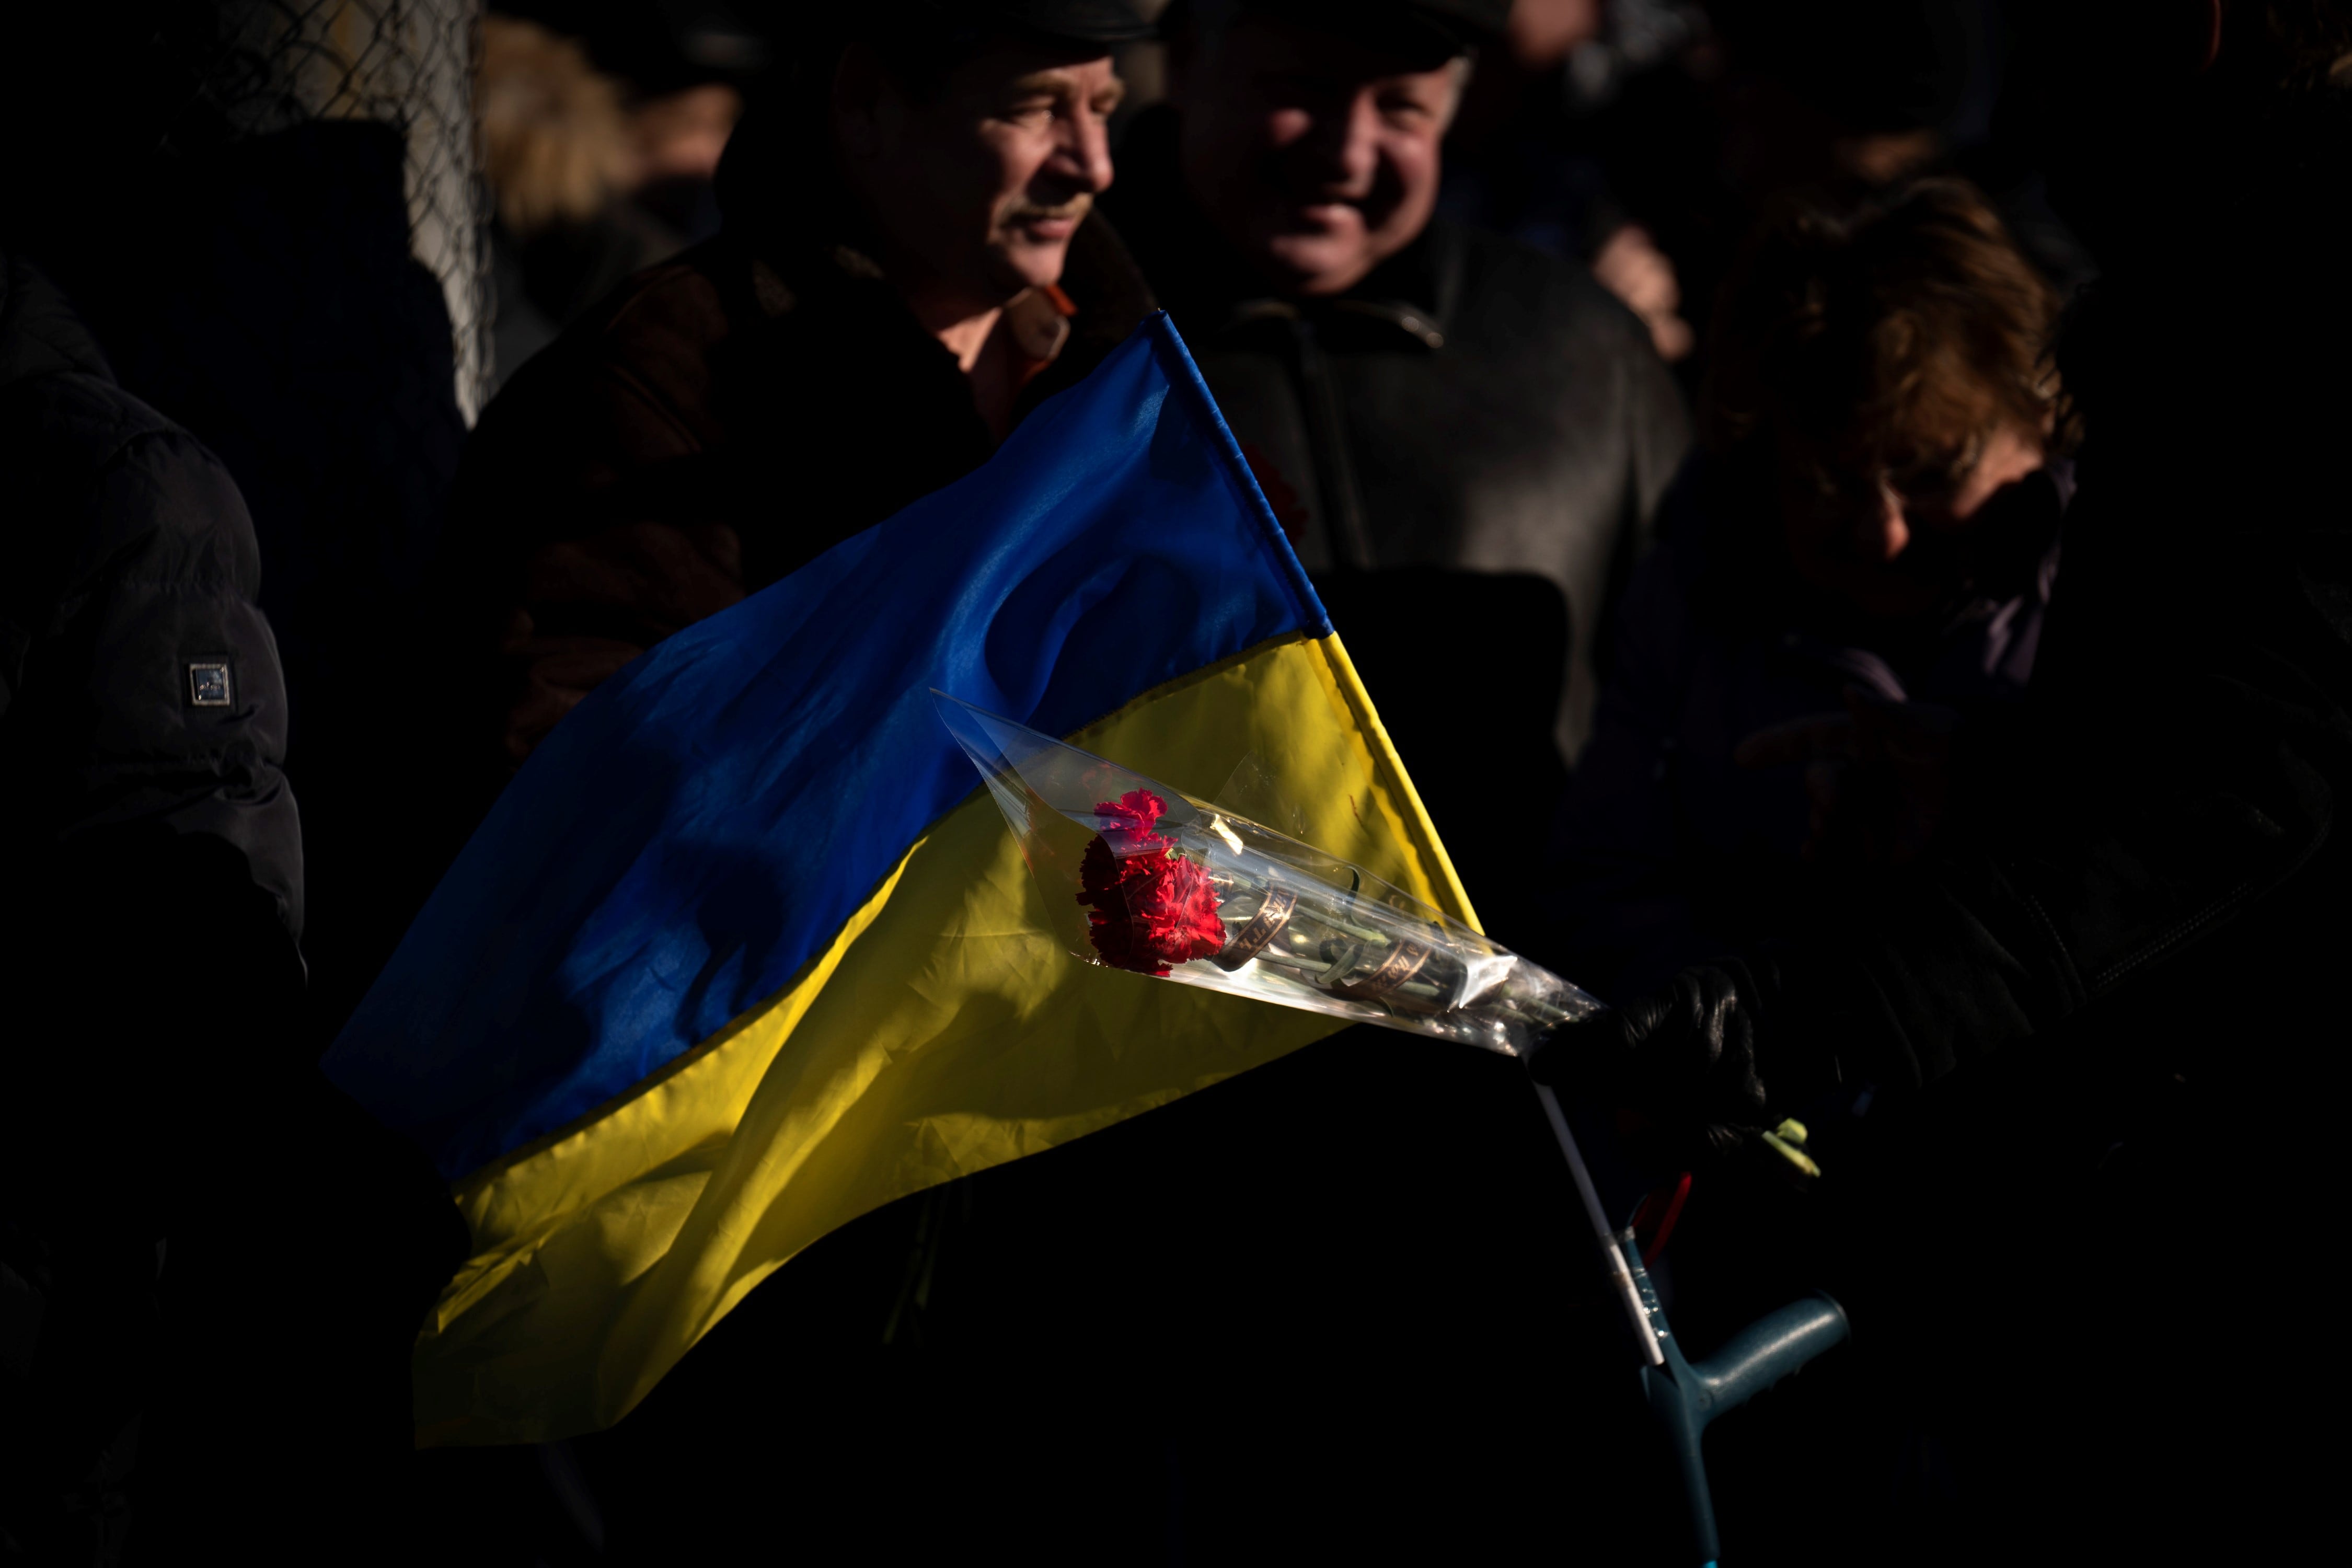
(158, 0), (494, 420)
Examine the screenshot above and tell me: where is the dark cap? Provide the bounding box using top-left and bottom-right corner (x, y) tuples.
(877, 0), (1157, 48)
(1231, 0), (1508, 61)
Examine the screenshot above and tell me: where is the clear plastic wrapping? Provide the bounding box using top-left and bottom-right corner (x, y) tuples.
(936, 693), (1601, 1057)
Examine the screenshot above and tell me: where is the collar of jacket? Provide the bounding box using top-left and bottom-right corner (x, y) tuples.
(0, 252), (112, 391)
(1104, 104), (1457, 352)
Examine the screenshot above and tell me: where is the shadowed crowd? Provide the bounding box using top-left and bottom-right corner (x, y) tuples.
(3, 2), (2348, 1562)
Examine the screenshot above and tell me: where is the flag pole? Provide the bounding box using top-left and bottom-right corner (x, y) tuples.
(1529, 1076), (1664, 1367)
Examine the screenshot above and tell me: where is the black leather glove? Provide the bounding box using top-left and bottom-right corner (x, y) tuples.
(1529, 959), (1784, 1170)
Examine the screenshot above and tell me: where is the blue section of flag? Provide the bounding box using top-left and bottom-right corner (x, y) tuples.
(326, 315), (1325, 1179)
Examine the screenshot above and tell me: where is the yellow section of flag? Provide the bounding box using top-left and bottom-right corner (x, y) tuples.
(414, 631), (1473, 1446)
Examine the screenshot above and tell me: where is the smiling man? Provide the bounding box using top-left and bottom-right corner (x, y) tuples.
(444, 2), (1156, 777)
(1106, 0), (1689, 944)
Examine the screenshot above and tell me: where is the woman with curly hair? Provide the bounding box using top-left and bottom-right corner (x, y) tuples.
(1553, 177), (2074, 1000)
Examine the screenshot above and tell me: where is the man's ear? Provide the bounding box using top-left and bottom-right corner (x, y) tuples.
(2198, 0), (2224, 72)
(1437, 53), (1475, 132)
(831, 41), (893, 160)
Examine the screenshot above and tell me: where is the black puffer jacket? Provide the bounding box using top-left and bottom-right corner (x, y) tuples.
(0, 250), (304, 1560)
(0, 252), (300, 932)
(0, 257), (467, 1565)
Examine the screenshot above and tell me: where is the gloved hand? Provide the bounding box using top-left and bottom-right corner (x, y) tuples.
(1528, 959), (1783, 1171)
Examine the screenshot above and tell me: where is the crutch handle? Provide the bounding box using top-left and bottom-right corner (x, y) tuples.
(1624, 1233), (1850, 1565)
(1688, 1294), (1850, 1416)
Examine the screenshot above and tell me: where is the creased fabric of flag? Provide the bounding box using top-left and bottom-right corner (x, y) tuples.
(325, 313), (1475, 1446)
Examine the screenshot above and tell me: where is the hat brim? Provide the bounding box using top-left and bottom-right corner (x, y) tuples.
(998, 1), (1158, 45)
(1240, 0), (1492, 67)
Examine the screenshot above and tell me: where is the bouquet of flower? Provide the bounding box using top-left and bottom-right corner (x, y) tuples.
(935, 693), (1599, 1057)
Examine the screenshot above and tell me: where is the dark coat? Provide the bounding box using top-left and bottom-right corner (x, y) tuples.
(1105, 108), (1688, 948)
(1555, 451), (2067, 999)
(1107, 107), (1691, 767)
(0, 253), (299, 932)
(443, 160), (1157, 775)
(0, 253), (463, 1563)
(64, 123), (472, 1049)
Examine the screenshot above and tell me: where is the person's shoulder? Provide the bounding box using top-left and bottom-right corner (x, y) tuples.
(504, 236), (759, 400)
(571, 235), (747, 358)
(1, 360), (169, 461)
(0, 255), (176, 474)
(1438, 219), (1654, 359)
(466, 236), (760, 476)
(3, 375), (257, 595)
(0, 257), (257, 595)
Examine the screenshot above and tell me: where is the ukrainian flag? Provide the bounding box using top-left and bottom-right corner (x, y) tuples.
(326, 314), (1474, 1445)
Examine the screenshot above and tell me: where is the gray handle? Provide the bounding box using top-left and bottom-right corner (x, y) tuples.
(1691, 1294), (1850, 1417)
(1628, 1229), (1852, 1565)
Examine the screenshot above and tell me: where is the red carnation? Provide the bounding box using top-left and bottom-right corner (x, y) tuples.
(1092, 788), (1167, 844)
(1076, 790), (1226, 975)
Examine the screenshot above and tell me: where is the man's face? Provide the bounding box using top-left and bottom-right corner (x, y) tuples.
(1175, 17), (1460, 297)
(841, 40), (1123, 306)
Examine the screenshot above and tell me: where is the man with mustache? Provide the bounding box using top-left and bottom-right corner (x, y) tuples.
(442, 2), (1155, 782)
(1106, 0), (1690, 944)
